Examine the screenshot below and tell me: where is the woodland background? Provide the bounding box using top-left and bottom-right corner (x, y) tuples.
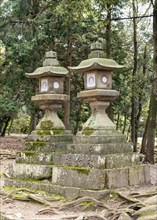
(0, 0), (157, 163)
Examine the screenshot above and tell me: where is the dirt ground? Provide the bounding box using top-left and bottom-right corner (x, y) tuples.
(0, 137), (157, 220)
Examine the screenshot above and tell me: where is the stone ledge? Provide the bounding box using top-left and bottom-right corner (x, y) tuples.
(74, 135), (126, 144)
(23, 141), (68, 152)
(8, 164), (52, 180)
(52, 166), (106, 190)
(4, 178), (110, 201)
(67, 142), (133, 155)
(26, 132), (73, 143)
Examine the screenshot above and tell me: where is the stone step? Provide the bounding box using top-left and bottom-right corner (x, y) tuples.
(23, 141), (68, 152)
(26, 132), (73, 143)
(67, 142), (133, 155)
(51, 164), (150, 190)
(4, 178), (111, 201)
(74, 134), (126, 144)
(16, 151), (140, 169)
(5, 164), (150, 197)
(8, 163), (52, 180)
(23, 141), (133, 155)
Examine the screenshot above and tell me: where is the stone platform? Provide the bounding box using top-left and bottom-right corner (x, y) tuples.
(4, 129), (151, 200)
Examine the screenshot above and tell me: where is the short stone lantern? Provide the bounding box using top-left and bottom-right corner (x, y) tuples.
(69, 42), (123, 131)
(25, 51), (69, 133)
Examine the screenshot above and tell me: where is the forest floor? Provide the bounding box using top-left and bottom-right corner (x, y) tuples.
(0, 136), (157, 220)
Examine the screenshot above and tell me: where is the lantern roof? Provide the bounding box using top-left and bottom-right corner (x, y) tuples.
(25, 51), (68, 78)
(69, 42), (124, 73)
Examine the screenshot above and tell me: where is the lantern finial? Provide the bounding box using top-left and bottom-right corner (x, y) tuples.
(43, 51), (59, 67)
(88, 41), (106, 59)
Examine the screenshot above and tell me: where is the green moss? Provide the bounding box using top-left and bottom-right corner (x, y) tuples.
(29, 142), (47, 147)
(23, 151), (38, 156)
(36, 129), (51, 135)
(12, 178), (42, 183)
(3, 186), (12, 191)
(81, 201), (95, 210)
(40, 120), (54, 130)
(11, 193), (28, 200)
(110, 190), (118, 199)
(82, 129), (94, 136)
(53, 130), (64, 135)
(64, 166), (90, 175)
(81, 201), (95, 206)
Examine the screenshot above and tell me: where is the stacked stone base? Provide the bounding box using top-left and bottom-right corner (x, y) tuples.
(5, 129), (151, 200)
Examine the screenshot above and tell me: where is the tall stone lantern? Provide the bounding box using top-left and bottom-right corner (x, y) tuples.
(69, 42), (123, 132)
(26, 51), (69, 133)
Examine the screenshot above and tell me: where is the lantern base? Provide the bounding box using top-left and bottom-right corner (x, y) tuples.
(83, 101), (116, 130)
(31, 94), (70, 131)
(36, 105), (65, 131)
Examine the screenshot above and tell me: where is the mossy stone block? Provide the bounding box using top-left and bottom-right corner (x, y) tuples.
(67, 142), (133, 155)
(129, 164), (150, 186)
(74, 134), (126, 144)
(53, 153), (106, 168)
(52, 166), (106, 190)
(27, 133), (73, 143)
(8, 164), (52, 180)
(105, 153), (140, 169)
(16, 151), (54, 165)
(24, 141), (68, 153)
(105, 168), (129, 188)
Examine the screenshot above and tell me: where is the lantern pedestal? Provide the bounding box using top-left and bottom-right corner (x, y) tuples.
(77, 89), (119, 131)
(32, 94), (70, 132)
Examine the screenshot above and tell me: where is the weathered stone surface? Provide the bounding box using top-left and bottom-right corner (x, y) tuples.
(23, 141), (68, 153)
(8, 164), (52, 180)
(143, 164), (151, 184)
(129, 165), (150, 186)
(26, 131), (73, 143)
(105, 153), (140, 169)
(67, 142), (133, 155)
(74, 133), (126, 144)
(53, 153), (106, 168)
(105, 168), (129, 188)
(5, 178), (66, 197)
(5, 178), (111, 200)
(52, 167), (105, 190)
(64, 187), (80, 201)
(16, 151), (54, 165)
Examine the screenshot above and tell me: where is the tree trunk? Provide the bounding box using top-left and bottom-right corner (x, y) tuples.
(123, 113), (127, 134)
(63, 26), (72, 130)
(106, 4), (113, 121)
(131, 0), (138, 152)
(116, 113), (120, 130)
(106, 4), (111, 58)
(141, 0), (157, 164)
(1, 117), (11, 137)
(63, 76), (70, 129)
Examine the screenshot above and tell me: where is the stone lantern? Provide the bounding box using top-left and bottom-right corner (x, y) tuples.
(69, 42), (123, 131)
(26, 51), (69, 133)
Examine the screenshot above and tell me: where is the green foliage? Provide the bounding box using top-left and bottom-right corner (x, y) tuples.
(10, 108), (30, 134)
